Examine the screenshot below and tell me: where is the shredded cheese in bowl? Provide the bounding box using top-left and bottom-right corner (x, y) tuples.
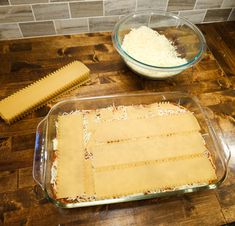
(121, 26), (187, 78)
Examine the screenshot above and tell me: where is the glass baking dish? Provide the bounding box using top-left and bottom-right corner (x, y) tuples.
(33, 92), (230, 208)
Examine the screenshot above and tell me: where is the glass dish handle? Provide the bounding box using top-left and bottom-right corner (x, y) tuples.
(33, 118), (47, 189)
(203, 107), (231, 168)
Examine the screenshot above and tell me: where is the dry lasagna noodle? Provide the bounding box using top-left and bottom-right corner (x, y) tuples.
(0, 61), (90, 123)
(55, 102), (217, 200)
(56, 113), (85, 199)
(91, 132), (206, 168)
(94, 155), (216, 198)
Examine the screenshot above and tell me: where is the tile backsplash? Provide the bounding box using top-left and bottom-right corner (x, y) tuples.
(0, 0), (234, 40)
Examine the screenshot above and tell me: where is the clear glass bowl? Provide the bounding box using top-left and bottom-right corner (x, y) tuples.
(33, 92), (230, 208)
(112, 10), (206, 79)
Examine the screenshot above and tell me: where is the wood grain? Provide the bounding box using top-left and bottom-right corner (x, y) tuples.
(0, 21), (235, 225)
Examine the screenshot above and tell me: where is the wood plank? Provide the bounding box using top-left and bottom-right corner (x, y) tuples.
(199, 22), (235, 79)
(18, 167), (35, 189)
(0, 149), (34, 171)
(0, 170), (18, 193)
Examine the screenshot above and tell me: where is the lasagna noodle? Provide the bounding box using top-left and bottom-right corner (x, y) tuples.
(91, 132), (206, 168)
(0, 61), (90, 123)
(83, 160), (95, 195)
(56, 113), (85, 199)
(88, 113), (200, 142)
(94, 155), (217, 198)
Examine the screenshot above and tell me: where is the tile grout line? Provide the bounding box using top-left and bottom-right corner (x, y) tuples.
(30, 4), (36, 21)
(103, 0), (105, 16)
(67, 2), (72, 19)
(193, 0), (198, 10)
(0, 1), (74, 7)
(202, 9), (208, 22)
(17, 22), (24, 38)
(227, 8), (234, 21)
(0, 15), (121, 26)
(220, 0), (225, 8)
(165, 0), (169, 11)
(0, 29), (96, 41)
(179, 8), (207, 13)
(52, 20), (58, 34)
(200, 9), (207, 23)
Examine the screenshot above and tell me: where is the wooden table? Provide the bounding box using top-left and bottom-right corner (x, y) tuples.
(0, 21), (234, 226)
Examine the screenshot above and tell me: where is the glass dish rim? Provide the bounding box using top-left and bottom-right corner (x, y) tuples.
(112, 10), (207, 71)
(35, 91), (229, 208)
